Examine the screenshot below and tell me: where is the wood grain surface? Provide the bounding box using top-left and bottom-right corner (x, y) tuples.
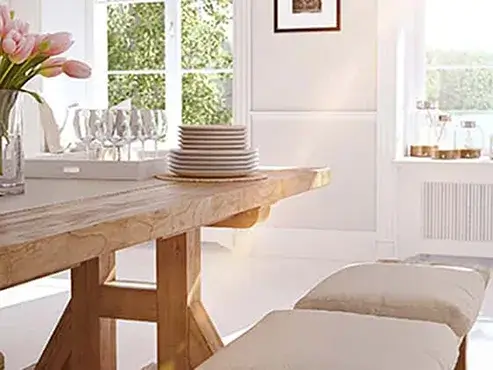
(0, 168), (330, 290)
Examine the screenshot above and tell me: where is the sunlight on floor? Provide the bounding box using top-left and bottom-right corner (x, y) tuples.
(469, 319), (493, 370)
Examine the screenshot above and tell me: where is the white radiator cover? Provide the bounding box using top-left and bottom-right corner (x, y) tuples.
(422, 182), (493, 242)
(395, 162), (493, 261)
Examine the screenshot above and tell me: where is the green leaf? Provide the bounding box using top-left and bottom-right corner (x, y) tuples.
(18, 89), (44, 104)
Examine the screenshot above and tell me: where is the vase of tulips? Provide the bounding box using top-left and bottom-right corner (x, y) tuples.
(0, 5), (91, 195)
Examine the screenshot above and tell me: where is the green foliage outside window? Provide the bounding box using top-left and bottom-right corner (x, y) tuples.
(107, 0), (233, 125)
(426, 50), (493, 111)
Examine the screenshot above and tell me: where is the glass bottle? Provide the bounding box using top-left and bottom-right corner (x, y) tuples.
(456, 120), (484, 158)
(432, 114), (459, 160)
(409, 100), (439, 157)
(435, 114), (456, 150)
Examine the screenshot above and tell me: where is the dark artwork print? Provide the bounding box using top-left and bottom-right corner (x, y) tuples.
(292, 0), (322, 13)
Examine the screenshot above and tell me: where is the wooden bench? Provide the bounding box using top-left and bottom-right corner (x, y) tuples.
(196, 310), (460, 370)
(294, 262), (487, 370)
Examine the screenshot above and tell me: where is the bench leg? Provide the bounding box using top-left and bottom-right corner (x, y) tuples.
(455, 336), (467, 370)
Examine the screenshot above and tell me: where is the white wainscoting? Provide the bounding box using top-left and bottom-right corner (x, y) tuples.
(251, 111), (377, 232)
(395, 160), (493, 259)
(204, 111), (380, 262)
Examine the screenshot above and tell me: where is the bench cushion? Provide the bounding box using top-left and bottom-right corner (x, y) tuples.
(295, 262), (485, 337)
(197, 310), (459, 370)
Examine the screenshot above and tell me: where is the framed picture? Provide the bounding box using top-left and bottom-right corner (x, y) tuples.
(274, 0), (341, 33)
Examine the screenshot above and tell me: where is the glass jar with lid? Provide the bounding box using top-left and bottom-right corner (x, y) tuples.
(433, 114), (459, 160)
(456, 120), (484, 158)
(409, 100), (439, 157)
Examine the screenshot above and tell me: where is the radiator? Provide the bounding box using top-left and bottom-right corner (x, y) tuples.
(422, 182), (493, 242)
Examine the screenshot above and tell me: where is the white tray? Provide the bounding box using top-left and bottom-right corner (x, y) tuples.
(25, 151), (168, 180)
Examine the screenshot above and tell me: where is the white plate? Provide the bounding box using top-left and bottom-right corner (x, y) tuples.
(179, 125), (246, 132)
(169, 158), (258, 166)
(168, 167), (256, 178)
(180, 145), (247, 151)
(179, 134), (247, 141)
(170, 155), (259, 163)
(170, 149), (258, 157)
(179, 138), (247, 145)
(169, 163), (258, 171)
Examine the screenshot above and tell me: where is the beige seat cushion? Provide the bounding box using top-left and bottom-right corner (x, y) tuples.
(295, 262), (485, 337)
(380, 257), (491, 285)
(197, 310), (459, 370)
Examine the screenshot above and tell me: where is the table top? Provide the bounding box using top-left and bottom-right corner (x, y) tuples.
(0, 167), (330, 289)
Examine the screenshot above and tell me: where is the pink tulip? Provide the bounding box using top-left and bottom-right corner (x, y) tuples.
(40, 66), (63, 78)
(31, 34), (47, 56)
(39, 57), (66, 77)
(0, 5), (11, 36)
(40, 32), (74, 56)
(11, 19), (29, 35)
(9, 34), (35, 64)
(62, 60), (91, 79)
(2, 30), (19, 54)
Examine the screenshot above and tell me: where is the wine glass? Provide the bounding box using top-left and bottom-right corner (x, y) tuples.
(105, 109), (128, 161)
(115, 109), (137, 160)
(73, 109), (94, 157)
(152, 109), (168, 155)
(138, 109), (154, 153)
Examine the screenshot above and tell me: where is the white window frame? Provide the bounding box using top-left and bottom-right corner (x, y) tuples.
(398, 0), (493, 156)
(89, 0), (248, 148)
(7, 0), (251, 154)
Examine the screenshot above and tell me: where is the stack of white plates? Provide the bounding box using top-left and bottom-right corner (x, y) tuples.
(169, 125), (259, 178)
(179, 124), (248, 150)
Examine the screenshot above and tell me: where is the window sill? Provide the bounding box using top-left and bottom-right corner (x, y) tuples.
(394, 156), (493, 165)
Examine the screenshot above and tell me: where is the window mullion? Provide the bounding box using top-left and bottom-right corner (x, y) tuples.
(165, 0), (182, 147)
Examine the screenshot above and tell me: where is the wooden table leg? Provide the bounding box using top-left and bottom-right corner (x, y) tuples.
(70, 258), (102, 370)
(99, 253), (117, 370)
(35, 254), (116, 370)
(70, 253), (116, 370)
(455, 336), (467, 370)
(156, 230), (223, 370)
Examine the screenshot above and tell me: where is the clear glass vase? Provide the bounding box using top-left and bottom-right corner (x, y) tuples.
(0, 90), (25, 196)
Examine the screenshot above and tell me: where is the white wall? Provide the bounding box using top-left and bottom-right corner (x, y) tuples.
(251, 0), (377, 112)
(244, 0), (379, 257)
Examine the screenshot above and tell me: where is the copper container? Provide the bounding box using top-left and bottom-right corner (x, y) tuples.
(459, 149), (481, 159)
(432, 149), (460, 160)
(410, 145), (438, 158)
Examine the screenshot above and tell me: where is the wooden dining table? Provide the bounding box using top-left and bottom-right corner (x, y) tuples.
(0, 167), (330, 370)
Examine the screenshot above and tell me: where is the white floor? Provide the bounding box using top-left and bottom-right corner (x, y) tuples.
(0, 243), (492, 369)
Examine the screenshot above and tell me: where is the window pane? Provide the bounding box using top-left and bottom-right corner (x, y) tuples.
(425, 0), (493, 112)
(107, 2), (165, 70)
(108, 74), (165, 109)
(182, 73), (232, 125)
(182, 0), (233, 69)
(426, 68), (493, 111)
(427, 50), (493, 67)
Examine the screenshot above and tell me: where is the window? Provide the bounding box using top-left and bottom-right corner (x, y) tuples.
(96, 0), (233, 131)
(419, 0), (493, 152)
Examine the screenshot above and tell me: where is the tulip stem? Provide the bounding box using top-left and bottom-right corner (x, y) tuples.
(0, 62), (14, 86)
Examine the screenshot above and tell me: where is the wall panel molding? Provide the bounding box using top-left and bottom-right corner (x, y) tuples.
(250, 111), (377, 232)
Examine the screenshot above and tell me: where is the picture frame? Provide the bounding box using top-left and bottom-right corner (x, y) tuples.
(274, 0), (341, 33)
